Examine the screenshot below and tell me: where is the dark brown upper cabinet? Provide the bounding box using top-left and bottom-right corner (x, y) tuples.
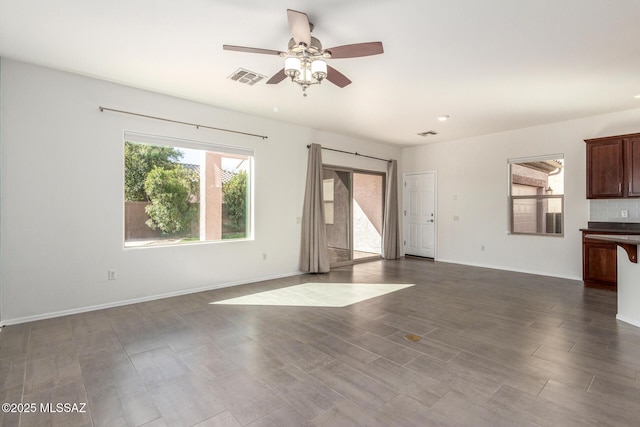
(585, 133), (640, 199)
(627, 135), (640, 197)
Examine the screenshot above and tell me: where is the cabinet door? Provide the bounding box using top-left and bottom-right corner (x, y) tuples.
(583, 241), (617, 285)
(626, 136), (640, 197)
(586, 139), (624, 198)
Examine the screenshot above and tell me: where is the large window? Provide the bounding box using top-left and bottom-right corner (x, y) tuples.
(124, 132), (253, 247)
(509, 154), (564, 236)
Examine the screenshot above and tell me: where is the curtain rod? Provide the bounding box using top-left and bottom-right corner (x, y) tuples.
(307, 144), (392, 163)
(99, 106), (268, 140)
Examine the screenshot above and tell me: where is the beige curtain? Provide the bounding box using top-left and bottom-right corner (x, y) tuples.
(299, 144), (330, 273)
(382, 159), (401, 259)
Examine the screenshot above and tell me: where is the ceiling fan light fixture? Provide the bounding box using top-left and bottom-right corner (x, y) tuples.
(285, 57), (301, 78)
(300, 64), (311, 83)
(223, 9), (384, 96)
(285, 56), (327, 95)
(311, 59), (327, 82)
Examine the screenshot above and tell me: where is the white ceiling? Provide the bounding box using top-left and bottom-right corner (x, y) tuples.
(1, 0), (640, 146)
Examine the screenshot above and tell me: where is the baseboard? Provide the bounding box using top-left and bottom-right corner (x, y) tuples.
(0, 271), (302, 327)
(434, 258), (582, 282)
(616, 314), (640, 329)
(404, 254), (435, 260)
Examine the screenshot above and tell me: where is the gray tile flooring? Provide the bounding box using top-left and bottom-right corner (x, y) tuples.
(2, 258), (640, 426)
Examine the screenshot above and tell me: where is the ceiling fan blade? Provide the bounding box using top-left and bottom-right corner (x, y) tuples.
(325, 42), (384, 59)
(287, 9), (311, 46)
(266, 69), (287, 84)
(326, 65), (352, 88)
(223, 45), (283, 56)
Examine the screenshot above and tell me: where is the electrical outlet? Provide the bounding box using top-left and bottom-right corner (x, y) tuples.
(621, 209), (629, 218)
(108, 270), (117, 280)
(481, 245), (486, 252)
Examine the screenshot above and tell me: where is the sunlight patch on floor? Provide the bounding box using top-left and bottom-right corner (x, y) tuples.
(211, 282), (414, 307)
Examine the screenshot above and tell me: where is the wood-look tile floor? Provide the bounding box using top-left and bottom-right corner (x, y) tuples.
(2, 258), (640, 426)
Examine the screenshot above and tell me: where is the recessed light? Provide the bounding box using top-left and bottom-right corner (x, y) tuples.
(635, 94), (640, 99)
(438, 115), (450, 122)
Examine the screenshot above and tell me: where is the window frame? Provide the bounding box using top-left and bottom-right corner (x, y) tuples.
(123, 131), (254, 248)
(508, 154), (564, 237)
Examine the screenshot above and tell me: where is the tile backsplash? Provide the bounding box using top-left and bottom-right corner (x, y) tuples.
(590, 199), (640, 222)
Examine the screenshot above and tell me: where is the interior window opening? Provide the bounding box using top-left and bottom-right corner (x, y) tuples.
(509, 155), (564, 236)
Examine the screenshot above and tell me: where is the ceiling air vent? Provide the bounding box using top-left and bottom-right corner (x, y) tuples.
(417, 131), (438, 137)
(228, 68), (266, 86)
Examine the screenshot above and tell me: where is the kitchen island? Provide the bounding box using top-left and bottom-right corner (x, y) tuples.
(585, 234), (640, 327)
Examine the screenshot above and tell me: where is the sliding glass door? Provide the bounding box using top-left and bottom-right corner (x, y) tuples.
(323, 167), (384, 267)
(353, 172), (384, 260)
(323, 169), (351, 264)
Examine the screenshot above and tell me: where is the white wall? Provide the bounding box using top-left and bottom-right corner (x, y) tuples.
(0, 59), (400, 324)
(401, 108), (640, 280)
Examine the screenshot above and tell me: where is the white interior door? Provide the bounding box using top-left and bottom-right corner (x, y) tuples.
(403, 172), (436, 258)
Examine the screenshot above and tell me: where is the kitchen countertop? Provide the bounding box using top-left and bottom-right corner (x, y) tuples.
(585, 234), (639, 263)
(580, 221), (640, 234)
(585, 234), (640, 245)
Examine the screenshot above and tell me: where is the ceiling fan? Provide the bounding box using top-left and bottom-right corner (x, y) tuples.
(223, 9), (384, 96)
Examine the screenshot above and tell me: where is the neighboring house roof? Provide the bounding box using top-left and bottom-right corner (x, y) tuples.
(182, 163), (200, 174)
(181, 163), (237, 184)
(221, 169), (236, 184)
